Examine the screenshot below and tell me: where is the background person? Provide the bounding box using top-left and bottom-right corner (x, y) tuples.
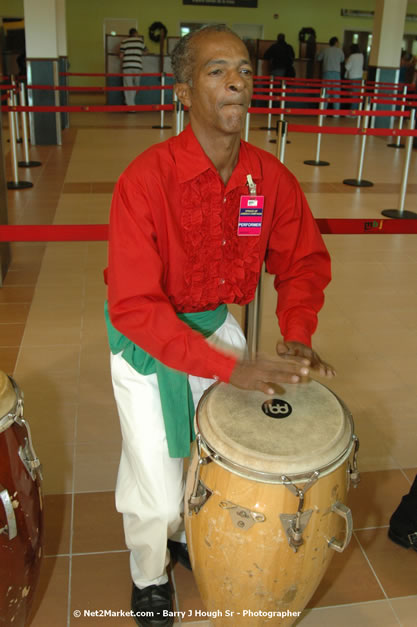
(344, 43), (364, 80)
(263, 33), (295, 78)
(344, 43), (364, 111)
(399, 50), (416, 84)
(105, 24), (335, 627)
(317, 36), (345, 114)
(119, 27), (147, 108)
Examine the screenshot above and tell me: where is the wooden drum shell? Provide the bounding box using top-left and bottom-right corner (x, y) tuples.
(185, 381), (358, 626)
(0, 382), (43, 627)
(185, 450), (350, 626)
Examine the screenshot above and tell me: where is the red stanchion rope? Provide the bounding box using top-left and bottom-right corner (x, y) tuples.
(252, 94), (412, 108)
(1, 104), (174, 113)
(286, 122), (417, 136)
(59, 72), (174, 78)
(0, 220), (416, 242)
(26, 84), (173, 91)
(247, 106), (412, 122)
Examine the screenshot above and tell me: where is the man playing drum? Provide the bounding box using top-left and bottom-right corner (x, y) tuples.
(104, 25), (335, 627)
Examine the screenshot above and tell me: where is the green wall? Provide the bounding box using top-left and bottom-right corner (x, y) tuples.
(65, 0), (417, 84)
(0, 1), (23, 18)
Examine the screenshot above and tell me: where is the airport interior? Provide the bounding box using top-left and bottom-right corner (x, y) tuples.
(0, 1), (417, 626)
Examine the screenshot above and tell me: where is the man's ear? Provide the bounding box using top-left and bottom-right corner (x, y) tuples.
(175, 82), (192, 108)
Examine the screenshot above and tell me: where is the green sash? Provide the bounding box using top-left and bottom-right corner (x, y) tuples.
(104, 302), (228, 458)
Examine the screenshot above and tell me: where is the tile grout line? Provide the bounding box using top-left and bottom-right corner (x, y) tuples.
(63, 131), (83, 627)
(352, 531), (403, 626)
(27, 129), (82, 627)
(45, 549), (129, 558)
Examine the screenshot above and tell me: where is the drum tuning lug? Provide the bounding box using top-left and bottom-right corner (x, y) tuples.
(18, 433), (43, 481)
(188, 479), (212, 515)
(188, 434), (213, 515)
(280, 510), (313, 552)
(281, 471), (320, 498)
(219, 500), (265, 531)
(0, 486), (18, 540)
(349, 436), (361, 488)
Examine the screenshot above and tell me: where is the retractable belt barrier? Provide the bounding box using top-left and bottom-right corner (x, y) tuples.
(4, 77), (417, 216)
(0, 219), (417, 243)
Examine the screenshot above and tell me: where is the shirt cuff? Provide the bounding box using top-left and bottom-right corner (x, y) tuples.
(283, 329), (312, 348)
(204, 352), (239, 383)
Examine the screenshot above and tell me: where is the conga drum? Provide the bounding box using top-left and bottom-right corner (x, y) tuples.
(185, 380), (360, 626)
(0, 372), (43, 626)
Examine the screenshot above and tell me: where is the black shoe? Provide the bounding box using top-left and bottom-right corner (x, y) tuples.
(388, 527), (417, 551)
(131, 582), (174, 627)
(388, 480), (417, 552)
(167, 539), (192, 570)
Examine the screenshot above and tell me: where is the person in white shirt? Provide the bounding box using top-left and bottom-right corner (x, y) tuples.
(345, 44), (364, 80)
(345, 44), (364, 112)
(317, 37), (344, 114)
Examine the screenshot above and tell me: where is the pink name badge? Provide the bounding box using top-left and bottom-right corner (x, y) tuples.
(237, 195), (264, 236)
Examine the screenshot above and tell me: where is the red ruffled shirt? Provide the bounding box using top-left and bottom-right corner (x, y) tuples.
(104, 125), (331, 382)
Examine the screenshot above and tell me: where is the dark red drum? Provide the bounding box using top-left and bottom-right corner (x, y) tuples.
(0, 372), (43, 626)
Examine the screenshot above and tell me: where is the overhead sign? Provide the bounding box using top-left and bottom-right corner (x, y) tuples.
(183, 0), (257, 7)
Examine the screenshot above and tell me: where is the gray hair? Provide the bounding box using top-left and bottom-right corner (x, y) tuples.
(171, 24), (242, 84)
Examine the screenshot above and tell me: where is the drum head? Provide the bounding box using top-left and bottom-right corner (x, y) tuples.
(0, 371), (17, 418)
(196, 380), (353, 479)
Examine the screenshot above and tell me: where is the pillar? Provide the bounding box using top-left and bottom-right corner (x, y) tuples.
(56, 0), (69, 130)
(24, 0), (61, 145)
(368, 0), (408, 128)
(0, 110), (11, 285)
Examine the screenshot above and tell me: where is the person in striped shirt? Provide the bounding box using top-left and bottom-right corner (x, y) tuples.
(120, 28), (147, 108)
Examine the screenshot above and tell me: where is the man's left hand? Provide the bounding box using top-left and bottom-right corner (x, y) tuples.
(276, 341), (336, 378)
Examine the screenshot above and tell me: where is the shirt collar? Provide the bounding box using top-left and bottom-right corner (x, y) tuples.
(173, 125), (262, 191)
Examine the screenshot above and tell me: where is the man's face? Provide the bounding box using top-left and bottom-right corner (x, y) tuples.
(177, 31), (253, 137)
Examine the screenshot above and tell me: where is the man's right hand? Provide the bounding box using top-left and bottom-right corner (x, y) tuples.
(229, 356), (310, 396)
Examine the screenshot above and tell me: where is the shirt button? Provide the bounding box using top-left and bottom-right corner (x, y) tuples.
(222, 239), (227, 246)
(219, 278), (225, 285)
(223, 197), (226, 203)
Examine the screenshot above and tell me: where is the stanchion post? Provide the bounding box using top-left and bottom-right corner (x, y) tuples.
(244, 111), (250, 142)
(6, 93), (33, 190)
(387, 84), (407, 149)
(343, 98), (373, 187)
(152, 72), (171, 130)
(356, 80), (365, 130)
(259, 75), (275, 130)
(245, 268), (264, 359)
(18, 82), (41, 168)
(304, 88), (330, 166)
(275, 119), (288, 164)
(160, 73), (165, 128)
(370, 86), (377, 129)
(279, 119), (288, 163)
(180, 101), (184, 133)
(280, 80), (286, 122)
(381, 108), (417, 219)
(173, 91), (179, 136)
(10, 75), (22, 144)
(267, 75), (273, 129)
(53, 61), (62, 146)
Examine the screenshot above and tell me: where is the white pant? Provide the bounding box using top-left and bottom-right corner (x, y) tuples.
(123, 74), (140, 107)
(110, 313), (246, 589)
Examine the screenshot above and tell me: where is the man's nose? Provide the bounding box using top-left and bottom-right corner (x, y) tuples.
(226, 69), (245, 91)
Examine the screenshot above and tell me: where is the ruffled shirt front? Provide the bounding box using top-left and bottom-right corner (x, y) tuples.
(104, 124), (331, 383)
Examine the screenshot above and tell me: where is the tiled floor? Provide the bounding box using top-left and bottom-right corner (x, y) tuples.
(1, 109), (417, 626)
